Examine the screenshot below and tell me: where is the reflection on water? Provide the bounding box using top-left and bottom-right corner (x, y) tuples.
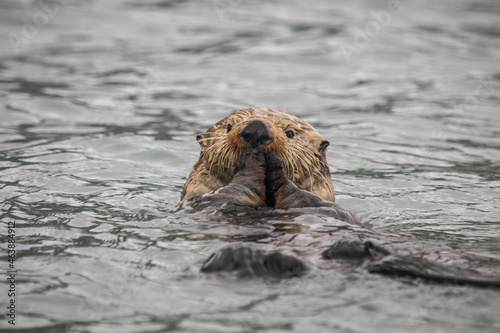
(1, 0), (500, 332)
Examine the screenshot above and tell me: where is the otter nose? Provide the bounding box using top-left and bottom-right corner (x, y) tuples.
(240, 120), (271, 148)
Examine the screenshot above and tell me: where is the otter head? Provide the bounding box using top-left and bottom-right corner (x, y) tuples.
(181, 108), (335, 204)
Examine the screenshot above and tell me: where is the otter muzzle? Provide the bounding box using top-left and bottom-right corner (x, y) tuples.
(240, 120), (271, 148)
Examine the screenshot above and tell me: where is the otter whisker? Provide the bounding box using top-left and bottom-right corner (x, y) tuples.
(197, 135), (226, 143)
(181, 141), (201, 148)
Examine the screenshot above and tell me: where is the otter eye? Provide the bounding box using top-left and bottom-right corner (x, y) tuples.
(227, 124), (233, 133)
(319, 140), (330, 153)
(285, 130), (294, 139)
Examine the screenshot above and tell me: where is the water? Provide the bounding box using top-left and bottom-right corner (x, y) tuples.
(1, 0), (500, 332)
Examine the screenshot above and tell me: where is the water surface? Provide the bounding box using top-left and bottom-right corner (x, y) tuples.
(1, 0), (500, 332)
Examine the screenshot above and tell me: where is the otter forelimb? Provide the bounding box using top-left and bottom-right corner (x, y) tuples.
(265, 151), (360, 224)
(187, 149), (267, 210)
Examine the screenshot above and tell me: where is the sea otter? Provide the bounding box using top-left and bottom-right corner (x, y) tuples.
(181, 107), (359, 223)
(182, 107), (334, 203)
(181, 108), (500, 287)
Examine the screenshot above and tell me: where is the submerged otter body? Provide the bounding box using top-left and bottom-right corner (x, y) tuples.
(182, 108), (500, 287)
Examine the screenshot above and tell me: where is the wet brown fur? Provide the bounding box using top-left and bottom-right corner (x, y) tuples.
(182, 108), (335, 205)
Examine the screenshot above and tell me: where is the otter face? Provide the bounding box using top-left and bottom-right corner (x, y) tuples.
(182, 108), (335, 203)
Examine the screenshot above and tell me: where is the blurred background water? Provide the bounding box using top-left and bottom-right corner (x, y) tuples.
(0, 0), (500, 332)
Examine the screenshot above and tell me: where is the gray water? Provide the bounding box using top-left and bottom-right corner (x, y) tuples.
(1, 0), (500, 332)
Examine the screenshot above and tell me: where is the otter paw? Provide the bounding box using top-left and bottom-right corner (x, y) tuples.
(265, 151), (285, 173)
(322, 239), (392, 263)
(201, 245), (308, 279)
(264, 152), (289, 206)
(235, 148), (266, 173)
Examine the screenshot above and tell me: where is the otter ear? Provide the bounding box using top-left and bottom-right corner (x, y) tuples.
(196, 134), (205, 148)
(319, 140), (329, 153)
